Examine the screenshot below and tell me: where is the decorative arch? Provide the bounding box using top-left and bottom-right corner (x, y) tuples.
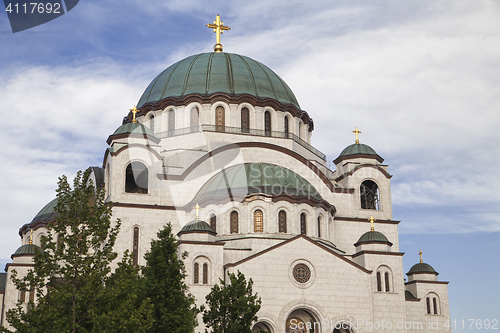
(252, 321), (274, 332)
(426, 292), (440, 315)
(190, 106), (200, 128)
(241, 107), (250, 133)
(264, 110), (272, 136)
(193, 255), (211, 285)
(254, 209), (264, 232)
(300, 212), (307, 235)
(375, 265), (393, 292)
(360, 179), (380, 210)
(168, 109), (175, 135)
(215, 105), (225, 132)
(230, 210), (239, 234)
(125, 161), (148, 194)
(278, 210), (287, 233)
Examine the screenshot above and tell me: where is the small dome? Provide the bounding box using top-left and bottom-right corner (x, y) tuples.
(178, 220), (216, 236)
(12, 244), (41, 257)
(340, 143), (378, 157)
(354, 230), (393, 247)
(31, 197), (58, 224)
(112, 122), (156, 137)
(407, 262), (438, 275)
(137, 52), (300, 109)
(192, 163), (323, 203)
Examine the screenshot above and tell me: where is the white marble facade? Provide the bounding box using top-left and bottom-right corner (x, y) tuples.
(1, 54), (452, 333)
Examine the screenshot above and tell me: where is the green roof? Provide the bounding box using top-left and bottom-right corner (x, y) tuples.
(407, 262), (438, 275)
(354, 230), (392, 246)
(193, 163), (323, 203)
(178, 220), (216, 235)
(137, 52), (300, 109)
(112, 122), (156, 137)
(339, 143), (378, 157)
(12, 244), (41, 257)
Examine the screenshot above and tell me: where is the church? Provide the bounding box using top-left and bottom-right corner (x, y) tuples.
(1, 15), (451, 333)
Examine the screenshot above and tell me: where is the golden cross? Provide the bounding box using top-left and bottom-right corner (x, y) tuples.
(353, 127), (362, 144)
(207, 14), (230, 53)
(129, 105), (139, 123)
(419, 249), (423, 263)
(29, 229), (33, 245)
(194, 203), (200, 220)
(369, 215), (375, 231)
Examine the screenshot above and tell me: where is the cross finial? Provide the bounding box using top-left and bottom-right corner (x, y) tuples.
(194, 203), (200, 220)
(353, 127), (362, 144)
(29, 229), (33, 245)
(207, 14), (230, 53)
(369, 215), (375, 231)
(419, 249), (423, 263)
(129, 105), (139, 123)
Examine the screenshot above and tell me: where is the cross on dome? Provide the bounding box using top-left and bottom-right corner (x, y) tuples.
(419, 249), (423, 263)
(129, 105), (139, 123)
(194, 203), (200, 220)
(369, 215), (375, 231)
(206, 14), (230, 53)
(353, 127), (362, 144)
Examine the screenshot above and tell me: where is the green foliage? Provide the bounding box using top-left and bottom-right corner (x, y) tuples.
(1, 170), (153, 333)
(202, 271), (262, 333)
(140, 223), (199, 333)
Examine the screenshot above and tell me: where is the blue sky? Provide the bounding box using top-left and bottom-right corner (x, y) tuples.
(1, 0), (499, 329)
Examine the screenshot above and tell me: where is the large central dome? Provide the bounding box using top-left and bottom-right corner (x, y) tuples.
(137, 52), (300, 109)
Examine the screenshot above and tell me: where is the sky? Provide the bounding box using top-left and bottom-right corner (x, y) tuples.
(1, 0), (499, 330)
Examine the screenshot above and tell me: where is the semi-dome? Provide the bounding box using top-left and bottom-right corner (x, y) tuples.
(137, 52), (300, 109)
(178, 220), (216, 236)
(407, 262), (438, 275)
(192, 163), (323, 204)
(31, 198), (58, 225)
(12, 244), (41, 257)
(354, 230), (393, 247)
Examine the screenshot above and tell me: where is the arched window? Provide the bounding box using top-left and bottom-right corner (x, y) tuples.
(385, 272), (390, 292)
(284, 116), (289, 138)
(433, 298), (438, 314)
(360, 180), (380, 210)
(317, 216), (321, 238)
(377, 271), (382, 291)
(230, 211), (238, 234)
(20, 290), (26, 303)
(193, 263), (199, 284)
(254, 210), (263, 232)
(125, 162), (148, 194)
(56, 234), (63, 252)
(168, 110), (175, 136)
(241, 107), (250, 133)
(426, 297), (431, 314)
(300, 213), (306, 235)
(203, 263), (208, 284)
(149, 115), (154, 132)
(299, 122), (303, 139)
(215, 106), (225, 132)
(264, 111), (271, 136)
(133, 227), (139, 267)
(278, 210), (287, 233)
(210, 214), (216, 232)
(29, 288), (35, 303)
(190, 107), (199, 129)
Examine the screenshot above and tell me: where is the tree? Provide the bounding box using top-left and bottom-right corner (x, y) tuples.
(202, 271), (263, 333)
(140, 223), (199, 333)
(1, 170), (153, 333)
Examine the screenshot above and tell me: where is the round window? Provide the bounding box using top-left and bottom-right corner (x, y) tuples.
(292, 263), (311, 283)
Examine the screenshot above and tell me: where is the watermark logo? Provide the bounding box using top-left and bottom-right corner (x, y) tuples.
(3, 0), (79, 33)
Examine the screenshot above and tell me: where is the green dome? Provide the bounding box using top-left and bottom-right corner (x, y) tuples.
(12, 244), (41, 257)
(354, 230), (392, 246)
(407, 262), (438, 275)
(193, 163), (323, 203)
(137, 52), (300, 109)
(339, 143), (378, 157)
(31, 197), (58, 224)
(112, 122), (156, 137)
(178, 220), (216, 235)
